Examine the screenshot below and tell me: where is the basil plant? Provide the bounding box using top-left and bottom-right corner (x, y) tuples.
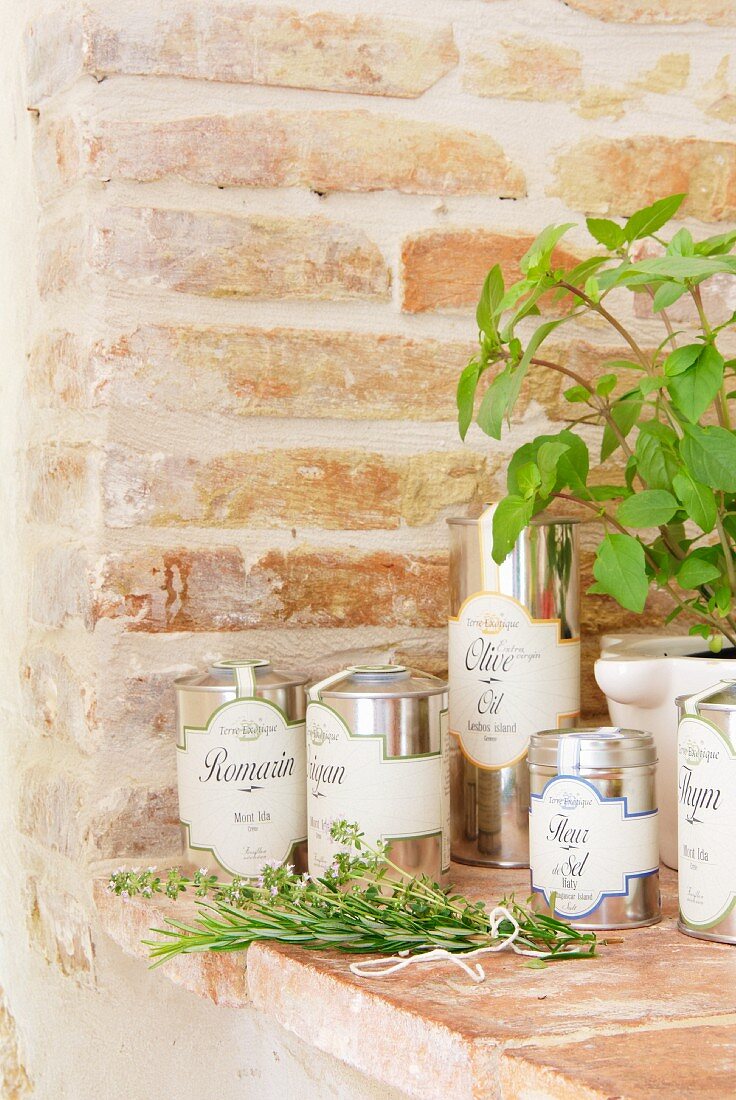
(458, 194), (736, 652)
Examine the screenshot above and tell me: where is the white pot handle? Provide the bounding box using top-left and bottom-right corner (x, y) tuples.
(594, 657), (670, 707)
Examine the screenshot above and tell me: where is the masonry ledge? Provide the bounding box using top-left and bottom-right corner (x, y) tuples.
(94, 862), (736, 1099)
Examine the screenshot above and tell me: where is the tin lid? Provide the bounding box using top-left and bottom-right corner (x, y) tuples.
(528, 727), (656, 769)
(676, 680), (736, 712)
(174, 659), (308, 692)
(311, 663), (448, 700)
(447, 506), (579, 527)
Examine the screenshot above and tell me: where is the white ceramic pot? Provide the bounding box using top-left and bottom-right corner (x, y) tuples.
(594, 634), (733, 870)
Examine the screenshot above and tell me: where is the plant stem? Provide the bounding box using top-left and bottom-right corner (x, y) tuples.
(557, 281), (652, 372)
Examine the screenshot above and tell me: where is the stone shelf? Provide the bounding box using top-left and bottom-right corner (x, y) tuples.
(94, 864), (736, 1099)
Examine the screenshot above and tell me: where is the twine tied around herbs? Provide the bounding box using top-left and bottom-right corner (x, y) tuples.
(348, 904), (550, 983)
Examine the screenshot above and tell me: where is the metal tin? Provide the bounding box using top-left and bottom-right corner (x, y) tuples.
(306, 664), (449, 881)
(528, 728), (660, 930)
(175, 659), (308, 878)
(447, 506), (580, 867)
(677, 681), (736, 944)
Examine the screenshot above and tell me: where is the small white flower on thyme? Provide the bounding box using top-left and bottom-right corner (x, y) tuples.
(120, 890), (129, 899)
(270, 886), (278, 897)
(198, 868), (208, 876)
(330, 862), (340, 874)
(147, 866), (157, 873)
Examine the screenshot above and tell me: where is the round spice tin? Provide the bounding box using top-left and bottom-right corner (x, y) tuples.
(175, 659), (308, 878)
(306, 664), (450, 881)
(447, 506), (580, 868)
(528, 727), (660, 929)
(677, 681), (736, 945)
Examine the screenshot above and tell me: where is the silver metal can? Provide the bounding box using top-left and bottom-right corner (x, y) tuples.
(175, 658), (308, 878)
(528, 728), (660, 930)
(306, 664), (449, 881)
(448, 506), (580, 867)
(677, 680), (736, 944)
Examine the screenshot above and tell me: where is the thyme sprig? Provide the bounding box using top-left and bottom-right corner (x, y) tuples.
(107, 821), (598, 971)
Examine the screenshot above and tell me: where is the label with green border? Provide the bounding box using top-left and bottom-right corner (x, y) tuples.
(306, 700), (449, 877)
(678, 714), (736, 930)
(177, 696), (306, 877)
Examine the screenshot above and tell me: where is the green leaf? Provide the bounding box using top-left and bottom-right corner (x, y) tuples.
(668, 344), (724, 422)
(457, 359), (481, 441)
(519, 223), (576, 275)
(537, 441), (570, 497)
(677, 556), (722, 589)
(596, 373), (617, 397)
(491, 495), (533, 564)
(476, 265), (504, 339)
(622, 194), (685, 243)
(591, 533), (649, 613)
(652, 282), (688, 312)
(617, 489), (678, 528)
(680, 425), (736, 492)
(603, 358), (646, 373)
(476, 364), (515, 440)
(664, 344), (702, 377)
(601, 395), (642, 461)
(667, 228), (694, 256)
(636, 422), (680, 490)
(516, 461), (542, 499)
(507, 431), (588, 499)
(672, 471), (717, 534)
(693, 229), (736, 256)
(564, 384), (591, 403)
(632, 256), (736, 279)
(586, 217), (624, 250)
(638, 375), (665, 397)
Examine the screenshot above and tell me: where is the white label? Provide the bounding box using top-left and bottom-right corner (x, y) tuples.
(307, 701), (447, 877)
(678, 715), (736, 929)
(529, 775), (658, 919)
(449, 593), (580, 769)
(177, 698), (306, 877)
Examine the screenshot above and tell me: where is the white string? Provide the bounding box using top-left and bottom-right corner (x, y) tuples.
(348, 905), (555, 984)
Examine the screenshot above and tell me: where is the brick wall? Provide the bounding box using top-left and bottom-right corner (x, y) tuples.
(7, 0), (736, 1091)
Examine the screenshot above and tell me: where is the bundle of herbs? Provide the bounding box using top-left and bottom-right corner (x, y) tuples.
(108, 821), (597, 979)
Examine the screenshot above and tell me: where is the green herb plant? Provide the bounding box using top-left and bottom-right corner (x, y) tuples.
(457, 194), (736, 651)
(108, 821), (597, 974)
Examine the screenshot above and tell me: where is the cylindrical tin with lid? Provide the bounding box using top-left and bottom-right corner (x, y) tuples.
(306, 664), (449, 881)
(528, 727), (660, 929)
(677, 681), (736, 945)
(448, 506), (580, 867)
(175, 659), (308, 878)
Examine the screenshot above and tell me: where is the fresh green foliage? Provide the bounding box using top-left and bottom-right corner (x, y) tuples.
(108, 822), (597, 969)
(457, 193), (736, 650)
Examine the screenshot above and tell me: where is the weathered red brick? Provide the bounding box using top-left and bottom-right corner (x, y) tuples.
(26, 444), (98, 527)
(90, 326), (470, 420)
(553, 137), (736, 222)
(21, 647), (98, 754)
(102, 446), (492, 530)
(401, 229), (581, 313)
(90, 547), (447, 632)
(94, 207), (390, 301)
(463, 37), (582, 101)
(86, 5), (458, 97)
(36, 111), (524, 200)
(26, 4), (459, 104)
(564, 0), (736, 23)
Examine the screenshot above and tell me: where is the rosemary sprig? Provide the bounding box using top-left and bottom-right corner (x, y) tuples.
(107, 820), (597, 969)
